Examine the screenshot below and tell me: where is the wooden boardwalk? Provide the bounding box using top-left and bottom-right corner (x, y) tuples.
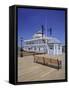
(18, 54), (65, 82)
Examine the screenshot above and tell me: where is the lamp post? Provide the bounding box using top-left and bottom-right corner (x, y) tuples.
(20, 37), (23, 57)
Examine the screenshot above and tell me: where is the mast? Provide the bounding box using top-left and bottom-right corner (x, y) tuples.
(41, 25), (46, 54)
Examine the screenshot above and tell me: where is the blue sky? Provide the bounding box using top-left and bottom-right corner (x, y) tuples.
(18, 8), (65, 47)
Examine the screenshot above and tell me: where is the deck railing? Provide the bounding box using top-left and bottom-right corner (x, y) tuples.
(34, 55), (62, 70)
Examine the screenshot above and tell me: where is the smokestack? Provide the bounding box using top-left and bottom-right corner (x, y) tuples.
(41, 25), (44, 38)
(49, 28), (52, 36)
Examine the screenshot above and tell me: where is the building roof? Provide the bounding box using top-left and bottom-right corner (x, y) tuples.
(36, 31), (42, 34)
(33, 30), (45, 39)
(47, 37), (61, 44)
(24, 31), (61, 44)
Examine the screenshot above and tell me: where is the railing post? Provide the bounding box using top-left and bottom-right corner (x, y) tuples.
(43, 57), (45, 65)
(57, 59), (59, 70)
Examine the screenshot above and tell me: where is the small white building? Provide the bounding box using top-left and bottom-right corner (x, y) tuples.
(24, 31), (62, 55)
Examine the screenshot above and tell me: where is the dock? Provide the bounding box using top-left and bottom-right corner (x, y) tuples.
(18, 53), (65, 82)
